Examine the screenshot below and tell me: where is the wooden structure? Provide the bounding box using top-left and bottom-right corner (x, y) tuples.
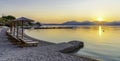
(7, 17), (39, 47)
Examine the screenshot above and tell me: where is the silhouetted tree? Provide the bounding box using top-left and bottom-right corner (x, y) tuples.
(36, 22), (41, 26)
(1, 15), (16, 26)
(2, 15), (16, 21)
(0, 18), (7, 26)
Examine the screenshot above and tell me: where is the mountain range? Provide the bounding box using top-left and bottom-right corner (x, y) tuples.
(42, 21), (120, 25)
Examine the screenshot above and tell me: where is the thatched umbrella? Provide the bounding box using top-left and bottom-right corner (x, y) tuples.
(15, 17), (34, 38)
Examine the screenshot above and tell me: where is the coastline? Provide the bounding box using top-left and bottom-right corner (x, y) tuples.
(1, 26), (99, 61)
(23, 28), (100, 61)
(24, 30), (56, 46)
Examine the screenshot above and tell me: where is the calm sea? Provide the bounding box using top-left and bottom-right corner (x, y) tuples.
(25, 25), (120, 61)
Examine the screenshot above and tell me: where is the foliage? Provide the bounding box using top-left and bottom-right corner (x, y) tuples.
(2, 15), (16, 21)
(0, 15), (16, 26)
(36, 22), (41, 26)
(0, 18), (7, 26)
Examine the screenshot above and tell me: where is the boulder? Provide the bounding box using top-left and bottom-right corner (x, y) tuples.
(59, 40), (84, 53)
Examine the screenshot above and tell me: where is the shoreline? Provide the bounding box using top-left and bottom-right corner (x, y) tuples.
(24, 32), (99, 61)
(24, 30), (56, 46)
(1, 26), (99, 61)
(23, 28), (100, 61)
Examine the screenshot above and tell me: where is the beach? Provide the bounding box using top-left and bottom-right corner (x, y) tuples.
(0, 27), (98, 61)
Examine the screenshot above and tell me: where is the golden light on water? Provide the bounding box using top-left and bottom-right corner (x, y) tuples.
(99, 26), (102, 37)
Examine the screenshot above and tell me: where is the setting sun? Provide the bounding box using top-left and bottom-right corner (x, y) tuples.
(97, 17), (103, 21)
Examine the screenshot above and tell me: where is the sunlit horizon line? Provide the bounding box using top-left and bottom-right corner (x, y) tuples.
(23, 16), (120, 23)
(37, 20), (120, 23)
(1, 15), (120, 23)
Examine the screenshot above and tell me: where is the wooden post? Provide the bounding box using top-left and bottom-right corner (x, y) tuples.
(10, 22), (13, 34)
(22, 21), (24, 38)
(10, 22), (12, 34)
(16, 21), (19, 38)
(13, 22), (16, 36)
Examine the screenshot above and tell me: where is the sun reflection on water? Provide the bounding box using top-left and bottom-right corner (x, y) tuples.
(99, 26), (102, 37)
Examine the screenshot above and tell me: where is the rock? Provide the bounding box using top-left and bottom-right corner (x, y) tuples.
(68, 40), (84, 48)
(59, 40), (84, 53)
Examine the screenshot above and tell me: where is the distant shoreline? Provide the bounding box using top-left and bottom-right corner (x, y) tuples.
(24, 25), (120, 29)
(42, 24), (120, 26)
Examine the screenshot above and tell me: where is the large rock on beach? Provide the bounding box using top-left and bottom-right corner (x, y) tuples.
(59, 40), (84, 53)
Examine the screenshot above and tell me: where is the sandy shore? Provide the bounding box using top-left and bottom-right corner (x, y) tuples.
(0, 27), (98, 61)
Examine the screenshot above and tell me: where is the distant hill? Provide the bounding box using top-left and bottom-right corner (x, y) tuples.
(62, 21), (95, 25)
(104, 21), (120, 25)
(42, 21), (120, 26)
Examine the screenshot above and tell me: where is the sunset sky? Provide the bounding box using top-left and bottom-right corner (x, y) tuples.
(0, 0), (120, 23)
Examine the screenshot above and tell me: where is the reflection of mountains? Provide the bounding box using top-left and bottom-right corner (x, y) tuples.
(62, 21), (120, 25)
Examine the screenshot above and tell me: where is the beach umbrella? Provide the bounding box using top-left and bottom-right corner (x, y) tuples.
(16, 17), (34, 22)
(15, 17), (34, 38)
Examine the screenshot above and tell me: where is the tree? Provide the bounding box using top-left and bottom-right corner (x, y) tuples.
(1, 15), (16, 26)
(0, 18), (7, 26)
(2, 15), (16, 21)
(36, 22), (41, 26)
